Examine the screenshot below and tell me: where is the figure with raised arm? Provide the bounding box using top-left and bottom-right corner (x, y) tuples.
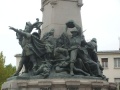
(9, 20), (45, 76)
(66, 20), (83, 76)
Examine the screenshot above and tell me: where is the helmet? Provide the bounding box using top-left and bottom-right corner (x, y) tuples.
(91, 38), (97, 43)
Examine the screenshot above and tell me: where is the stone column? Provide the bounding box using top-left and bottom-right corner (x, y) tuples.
(14, 54), (24, 74)
(41, 0), (83, 37)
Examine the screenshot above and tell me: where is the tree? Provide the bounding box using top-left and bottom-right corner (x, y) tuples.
(4, 64), (16, 79)
(0, 52), (16, 89)
(0, 52), (5, 89)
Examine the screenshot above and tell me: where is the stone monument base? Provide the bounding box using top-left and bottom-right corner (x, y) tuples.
(2, 78), (116, 90)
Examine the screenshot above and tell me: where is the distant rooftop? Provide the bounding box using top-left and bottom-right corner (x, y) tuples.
(14, 54), (22, 57)
(98, 50), (120, 54)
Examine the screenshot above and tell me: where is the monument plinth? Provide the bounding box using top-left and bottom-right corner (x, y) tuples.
(2, 79), (117, 90)
(41, 0), (83, 37)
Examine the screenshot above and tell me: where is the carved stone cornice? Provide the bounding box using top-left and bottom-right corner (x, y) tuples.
(41, 0), (58, 7)
(41, 0), (57, 11)
(77, 0), (83, 7)
(50, 0), (57, 8)
(41, 0), (83, 11)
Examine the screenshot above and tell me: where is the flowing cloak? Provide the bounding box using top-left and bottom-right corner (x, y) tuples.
(30, 35), (47, 58)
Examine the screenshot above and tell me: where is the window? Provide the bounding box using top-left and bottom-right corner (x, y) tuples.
(115, 78), (120, 90)
(115, 78), (120, 83)
(101, 58), (108, 68)
(114, 58), (120, 68)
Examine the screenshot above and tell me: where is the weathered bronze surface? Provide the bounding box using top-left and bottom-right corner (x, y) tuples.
(9, 20), (106, 80)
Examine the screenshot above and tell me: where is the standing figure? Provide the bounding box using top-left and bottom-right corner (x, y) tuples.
(9, 21), (45, 76)
(15, 29), (31, 75)
(65, 21), (90, 76)
(66, 21), (83, 76)
(87, 38), (104, 74)
(78, 39), (103, 77)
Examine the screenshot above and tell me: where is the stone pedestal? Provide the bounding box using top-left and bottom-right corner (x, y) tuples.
(14, 54), (24, 74)
(41, 0), (83, 37)
(2, 79), (117, 90)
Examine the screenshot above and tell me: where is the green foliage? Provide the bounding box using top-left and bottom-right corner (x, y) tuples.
(0, 52), (16, 89)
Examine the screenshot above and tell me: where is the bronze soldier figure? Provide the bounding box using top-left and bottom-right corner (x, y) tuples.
(9, 20), (45, 76)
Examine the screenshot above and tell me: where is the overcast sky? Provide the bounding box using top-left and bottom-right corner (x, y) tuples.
(0, 0), (120, 66)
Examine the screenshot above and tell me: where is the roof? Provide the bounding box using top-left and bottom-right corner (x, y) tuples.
(14, 54), (22, 57)
(97, 50), (120, 55)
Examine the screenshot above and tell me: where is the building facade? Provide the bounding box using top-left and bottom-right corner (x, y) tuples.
(98, 50), (120, 90)
(98, 50), (120, 83)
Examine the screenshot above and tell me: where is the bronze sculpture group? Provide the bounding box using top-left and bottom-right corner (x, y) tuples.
(9, 19), (106, 79)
